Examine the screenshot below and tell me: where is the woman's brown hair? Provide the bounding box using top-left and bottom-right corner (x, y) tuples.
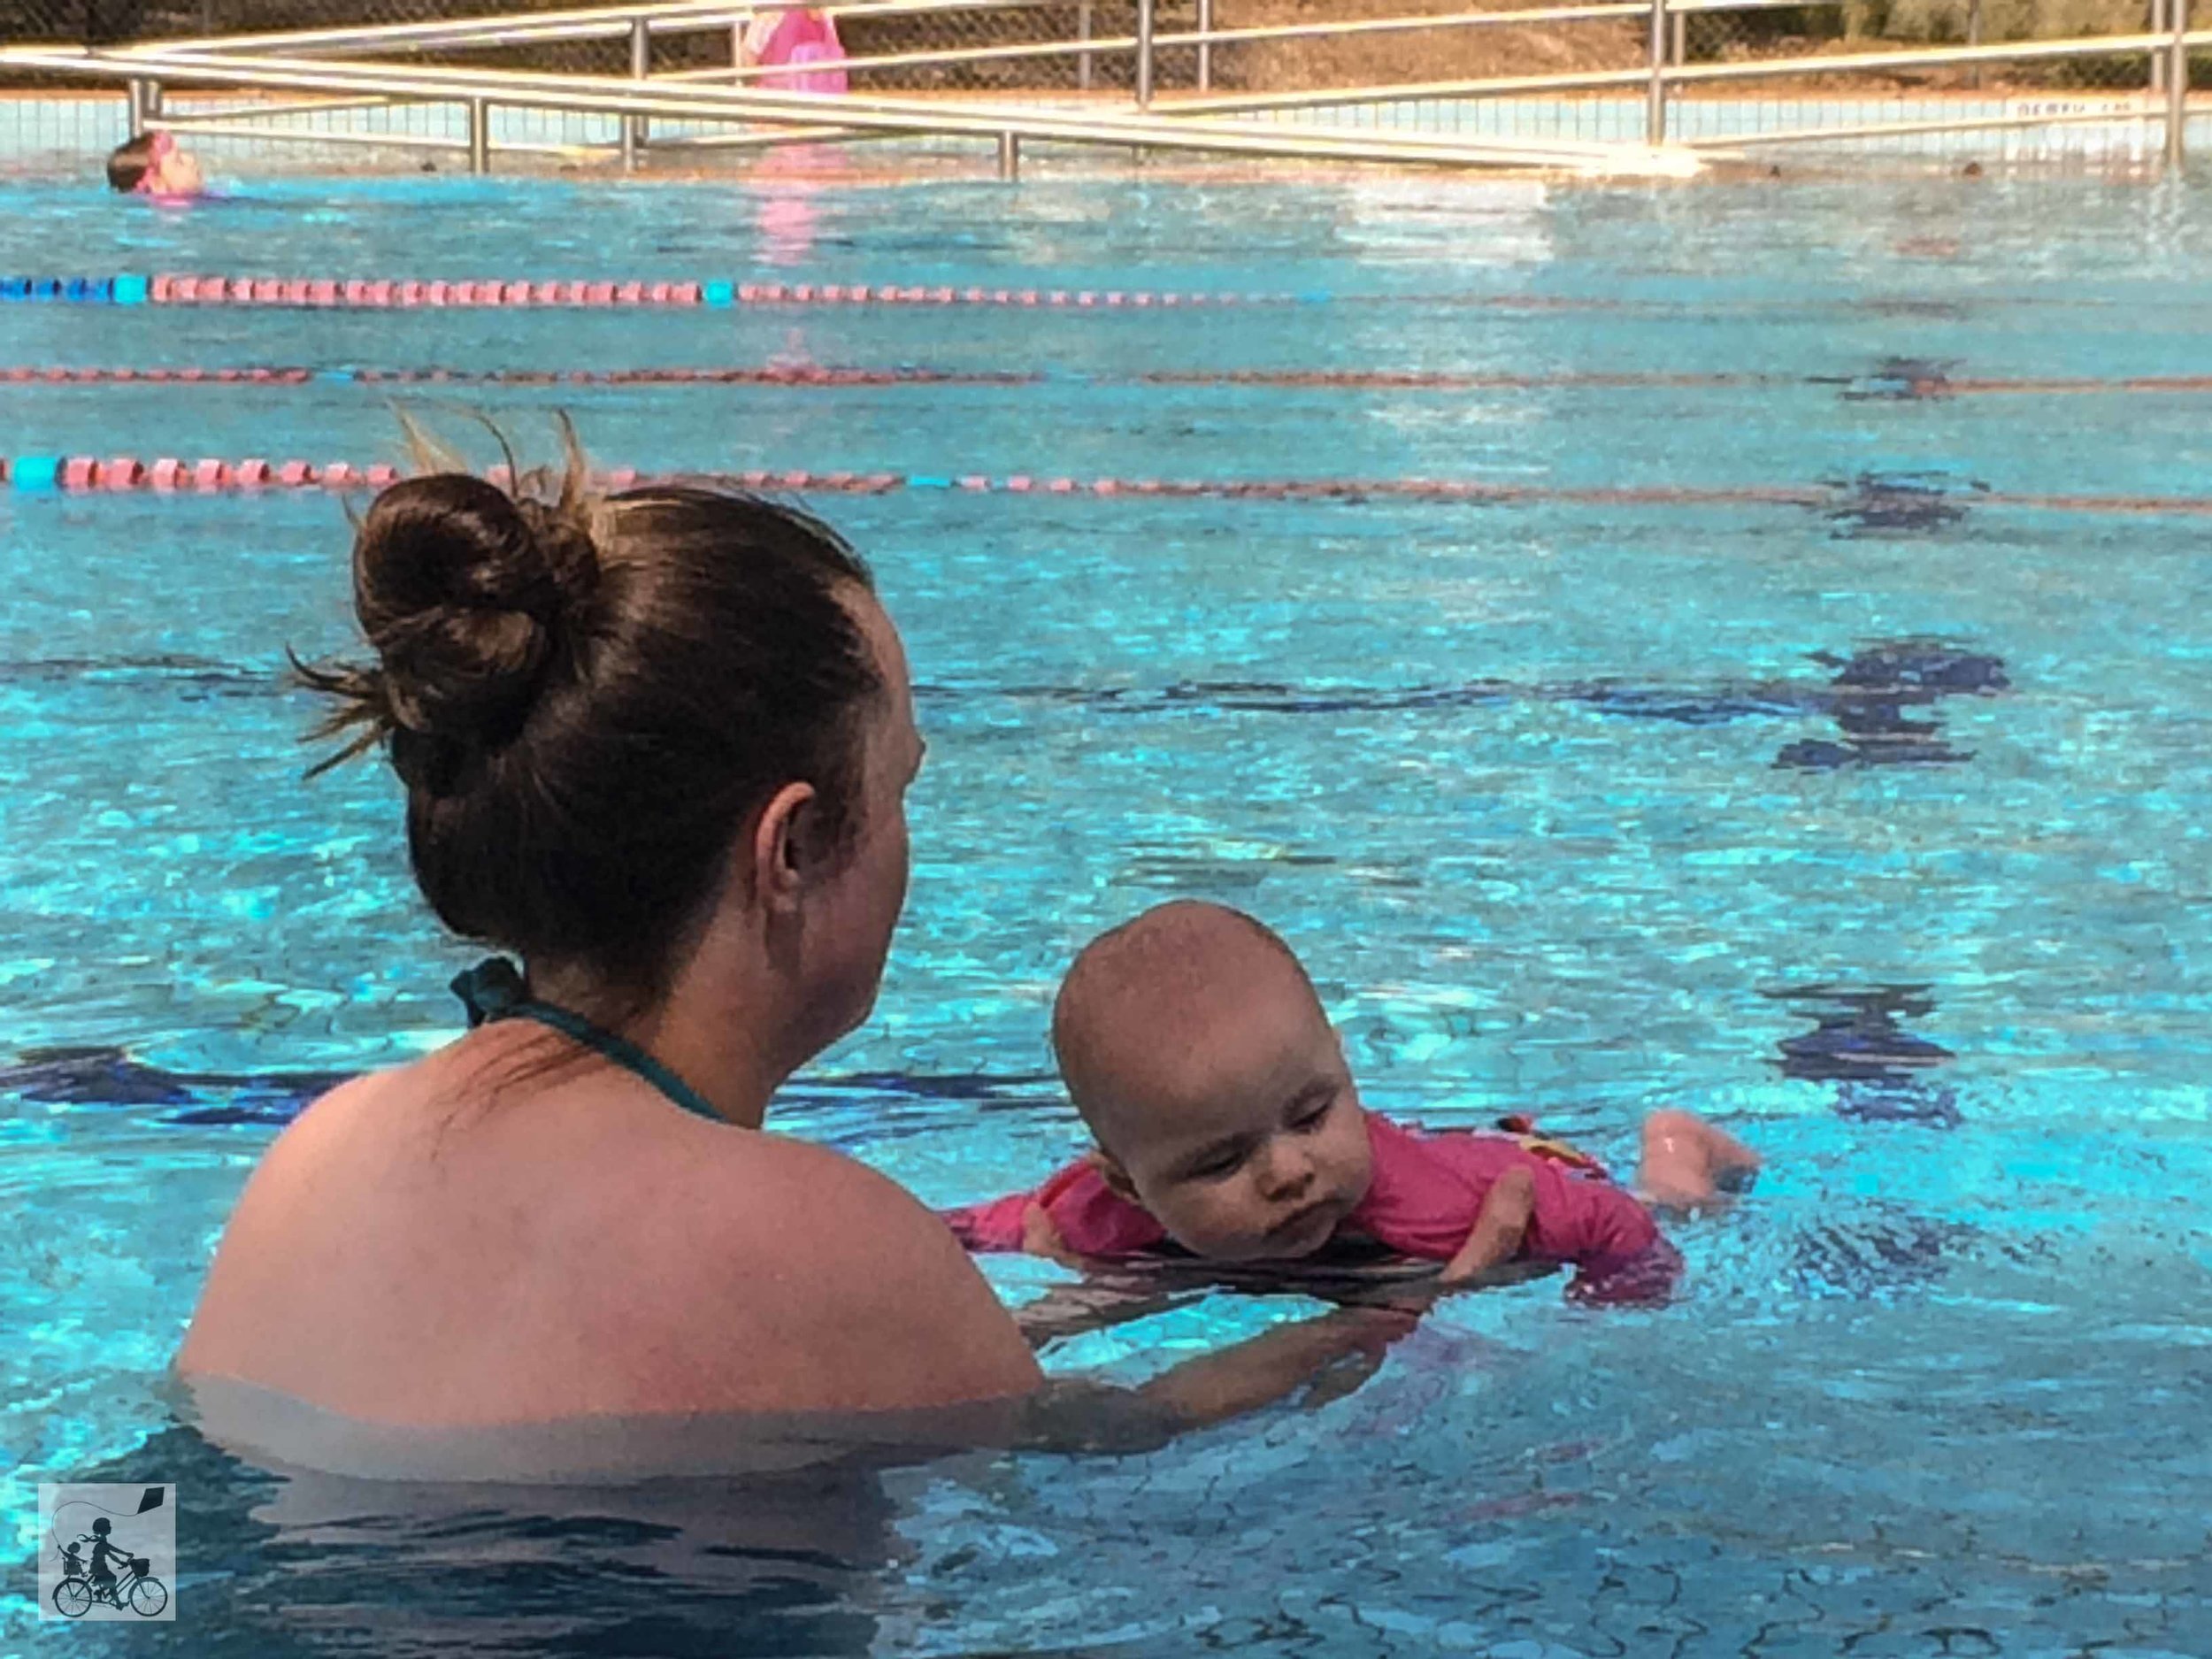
(301, 449), (880, 998)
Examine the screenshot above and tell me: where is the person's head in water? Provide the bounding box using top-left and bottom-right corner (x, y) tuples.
(303, 435), (921, 1067)
(106, 130), (203, 196)
(1051, 902), (1374, 1262)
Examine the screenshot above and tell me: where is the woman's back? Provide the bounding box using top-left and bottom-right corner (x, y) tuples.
(183, 1032), (1036, 1425)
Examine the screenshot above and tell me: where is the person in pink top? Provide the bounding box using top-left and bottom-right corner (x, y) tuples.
(947, 901), (1760, 1306)
(739, 4), (849, 94)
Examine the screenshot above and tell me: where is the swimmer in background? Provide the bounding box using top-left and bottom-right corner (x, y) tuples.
(737, 4), (849, 93)
(949, 902), (1761, 1307)
(105, 129), (204, 198)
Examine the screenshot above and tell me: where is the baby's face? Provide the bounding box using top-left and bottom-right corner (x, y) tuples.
(1101, 987), (1374, 1262)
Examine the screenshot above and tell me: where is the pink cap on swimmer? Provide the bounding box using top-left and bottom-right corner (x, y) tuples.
(128, 129), (174, 196)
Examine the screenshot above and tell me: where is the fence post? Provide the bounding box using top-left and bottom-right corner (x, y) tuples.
(1670, 8), (1683, 65)
(1646, 0), (1667, 144)
(1198, 0), (1213, 89)
(1137, 0), (1156, 107)
(1078, 0), (1094, 89)
(127, 77), (150, 137)
(2152, 0), (2169, 93)
(1967, 0), (1982, 88)
(468, 96), (490, 173)
(623, 16), (649, 172)
(997, 131), (1020, 178)
(2167, 0), (2188, 165)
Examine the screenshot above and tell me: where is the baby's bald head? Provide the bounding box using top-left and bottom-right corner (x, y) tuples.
(1050, 902), (1372, 1261)
(1052, 902), (1327, 1156)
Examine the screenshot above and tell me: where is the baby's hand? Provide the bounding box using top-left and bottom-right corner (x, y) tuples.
(1019, 1202), (1079, 1266)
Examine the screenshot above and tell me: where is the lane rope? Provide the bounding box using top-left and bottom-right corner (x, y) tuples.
(2, 456), (2208, 517)
(0, 275), (1315, 311)
(14, 365), (2211, 396)
(0, 365), (1776, 391)
(1, 277), (2174, 318)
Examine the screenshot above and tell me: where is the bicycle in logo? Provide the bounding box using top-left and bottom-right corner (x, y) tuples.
(53, 1554), (168, 1618)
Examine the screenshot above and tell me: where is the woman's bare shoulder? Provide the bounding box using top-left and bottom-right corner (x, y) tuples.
(667, 1133), (1042, 1409)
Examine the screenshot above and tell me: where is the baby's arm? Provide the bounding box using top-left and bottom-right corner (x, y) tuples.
(1021, 1201), (1078, 1263)
(1438, 1164), (1536, 1287)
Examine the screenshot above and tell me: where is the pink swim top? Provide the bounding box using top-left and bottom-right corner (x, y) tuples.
(944, 1110), (1660, 1272)
(754, 8), (849, 94)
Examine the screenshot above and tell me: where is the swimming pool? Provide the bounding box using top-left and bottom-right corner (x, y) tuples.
(3, 166), (2210, 1655)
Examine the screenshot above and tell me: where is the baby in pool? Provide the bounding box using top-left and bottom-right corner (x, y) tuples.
(948, 901), (1760, 1304)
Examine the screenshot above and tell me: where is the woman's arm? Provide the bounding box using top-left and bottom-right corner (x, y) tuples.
(1019, 1304), (1419, 1454)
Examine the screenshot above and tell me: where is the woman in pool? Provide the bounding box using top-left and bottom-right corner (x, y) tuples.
(180, 456), (1041, 1425)
(180, 450), (1402, 1440)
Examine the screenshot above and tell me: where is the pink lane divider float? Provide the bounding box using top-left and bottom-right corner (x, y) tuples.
(0, 459), (1567, 504)
(142, 273), (1293, 310)
(11, 456), (388, 492)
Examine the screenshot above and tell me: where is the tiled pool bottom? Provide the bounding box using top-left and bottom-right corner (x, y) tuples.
(2, 88), (2200, 175)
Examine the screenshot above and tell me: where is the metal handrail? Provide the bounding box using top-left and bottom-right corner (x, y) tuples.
(4, 43), (1695, 173)
(1171, 27), (2204, 114)
(10, 0), (2197, 176)
(665, 0), (1659, 84)
(666, 33), (1137, 79)
(130, 0), (1066, 58)
(157, 93), (406, 121)
(1670, 28), (2186, 84)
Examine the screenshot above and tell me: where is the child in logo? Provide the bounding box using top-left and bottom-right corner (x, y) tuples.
(947, 902), (1759, 1304)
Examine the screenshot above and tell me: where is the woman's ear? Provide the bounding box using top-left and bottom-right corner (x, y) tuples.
(748, 780), (819, 916)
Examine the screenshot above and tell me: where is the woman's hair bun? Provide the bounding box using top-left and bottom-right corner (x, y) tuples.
(350, 472), (600, 759)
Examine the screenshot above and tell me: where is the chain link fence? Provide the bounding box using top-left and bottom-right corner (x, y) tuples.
(1685, 0), (2175, 92)
(0, 0), (1203, 87)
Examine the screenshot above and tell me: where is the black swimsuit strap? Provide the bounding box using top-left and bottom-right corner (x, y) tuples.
(450, 957), (725, 1125)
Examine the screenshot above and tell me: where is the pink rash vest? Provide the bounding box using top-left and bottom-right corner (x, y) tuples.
(945, 1110), (1678, 1299)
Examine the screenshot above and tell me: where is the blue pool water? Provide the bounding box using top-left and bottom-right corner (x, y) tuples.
(4, 166), (2211, 1655)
